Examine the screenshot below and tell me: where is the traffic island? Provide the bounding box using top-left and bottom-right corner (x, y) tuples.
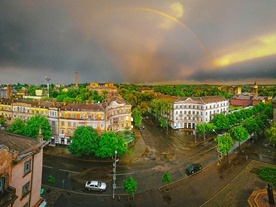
(247, 187), (276, 207)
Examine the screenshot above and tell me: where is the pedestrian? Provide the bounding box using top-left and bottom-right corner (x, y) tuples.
(245, 155), (248, 160)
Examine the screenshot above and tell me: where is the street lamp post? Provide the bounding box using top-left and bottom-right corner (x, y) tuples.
(112, 150), (119, 199)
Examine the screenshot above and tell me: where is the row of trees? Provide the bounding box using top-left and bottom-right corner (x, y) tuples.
(6, 115), (128, 159)
(202, 102), (274, 159)
(153, 85), (233, 99)
(196, 102), (273, 137)
(7, 115), (52, 140)
(54, 88), (105, 103)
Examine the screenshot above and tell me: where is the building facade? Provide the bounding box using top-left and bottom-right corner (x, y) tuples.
(0, 98), (132, 145)
(155, 94), (229, 130)
(0, 131), (48, 207)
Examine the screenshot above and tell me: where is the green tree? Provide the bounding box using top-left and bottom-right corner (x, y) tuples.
(132, 108), (143, 127)
(196, 123), (217, 139)
(162, 172), (172, 184)
(229, 126), (249, 148)
(265, 123), (276, 147)
(0, 116), (7, 128)
(7, 118), (26, 135)
(226, 113), (238, 126)
(159, 117), (167, 129)
(68, 126), (99, 157)
(123, 177), (137, 198)
(138, 101), (150, 114)
(24, 115), (52, 140)
(259, 167), (276, 186)
(242, 117), (259, 135)
(96, 132), (127, 158)
(215, 133), (234, 158)
(211, 114), (230, 131)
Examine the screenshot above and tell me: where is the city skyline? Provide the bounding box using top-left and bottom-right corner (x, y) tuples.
(1, 0), (276, 85)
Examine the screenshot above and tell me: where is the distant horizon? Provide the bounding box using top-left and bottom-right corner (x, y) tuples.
(1, 78), (275, 86)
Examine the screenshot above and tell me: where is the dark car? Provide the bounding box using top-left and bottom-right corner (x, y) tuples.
(186, 163), (202, 175)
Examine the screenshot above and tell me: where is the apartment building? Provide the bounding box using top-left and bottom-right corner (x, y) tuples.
(0, 131), (48, 207)
(58, 102), (106, 145)
(155, 94), (229, 130)
(0, 98), (132, 145)
(105, 99), (132, 131)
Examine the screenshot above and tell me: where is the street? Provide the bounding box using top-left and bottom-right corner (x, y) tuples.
(41, 117), (276, 207)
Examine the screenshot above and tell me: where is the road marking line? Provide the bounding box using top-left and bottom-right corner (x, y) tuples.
(59, 169), (80, 173)
(43, 165), (53, 169)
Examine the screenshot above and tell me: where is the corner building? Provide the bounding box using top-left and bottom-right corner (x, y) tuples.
(155, 94), (229, 130)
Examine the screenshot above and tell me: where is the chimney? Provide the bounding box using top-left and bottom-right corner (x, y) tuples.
(75, 71), (78, 87)
(6, 84), (11, 99)
(37, 127), (43, 142)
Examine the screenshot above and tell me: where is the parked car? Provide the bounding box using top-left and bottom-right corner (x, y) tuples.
(186, 163), (202, 175)
(85, 181), (107, 191)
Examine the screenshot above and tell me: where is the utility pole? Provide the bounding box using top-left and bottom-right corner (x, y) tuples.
(113, 150), (119, 199)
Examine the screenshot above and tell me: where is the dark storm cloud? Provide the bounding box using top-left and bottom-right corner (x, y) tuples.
(0, 0), (120, 84)
(190, 56), (276, 81)
(1, 0), (276, 84)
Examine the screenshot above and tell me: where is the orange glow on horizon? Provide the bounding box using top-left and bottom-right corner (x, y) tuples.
(213, 34), (276, 67)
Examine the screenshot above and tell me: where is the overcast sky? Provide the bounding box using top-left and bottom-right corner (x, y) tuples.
(1, 0), (276, 85)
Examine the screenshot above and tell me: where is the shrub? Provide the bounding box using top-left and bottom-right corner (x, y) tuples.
(259, 167), (276, 186)
(47, 175), (55, 185)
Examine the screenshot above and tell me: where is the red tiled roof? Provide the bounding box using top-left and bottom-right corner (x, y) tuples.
(60, 103), (104, 111)
(155, 94), (227, 104)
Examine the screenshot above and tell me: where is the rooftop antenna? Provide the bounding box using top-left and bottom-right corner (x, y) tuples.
(45, 76), (51, 97)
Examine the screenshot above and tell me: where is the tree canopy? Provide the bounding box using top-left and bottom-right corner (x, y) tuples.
(7, 118), (26, 135)
(132, 108), (143, 127)
(215, 133), (234, 156)
(265, 123), (276, 147)
(229, 126), (249, 147)
(123, 177), (137, 196)
(211, 114), (230, 131)
(24, 115), (52, 140)
(68, 126), (99, 157)
(95, 132), (127, 158)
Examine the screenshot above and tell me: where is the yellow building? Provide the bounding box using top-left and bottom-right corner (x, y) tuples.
(0, 96), (133, 145)
(58, 102), (105, 144)
(86, 82), (118, 95)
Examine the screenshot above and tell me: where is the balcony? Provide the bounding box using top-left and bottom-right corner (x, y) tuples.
(0, 186), (18, 207)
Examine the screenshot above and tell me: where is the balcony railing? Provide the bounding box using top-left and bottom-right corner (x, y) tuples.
(0, 186), (18, 207)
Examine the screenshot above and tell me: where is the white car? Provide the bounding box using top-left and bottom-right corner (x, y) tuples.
(85, 181), (107, 191)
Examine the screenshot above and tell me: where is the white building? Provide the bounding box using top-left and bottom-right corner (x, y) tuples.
(155, 95), (229, 130)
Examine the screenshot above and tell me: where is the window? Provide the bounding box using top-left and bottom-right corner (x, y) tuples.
(24, 160), (31, 175)
(22, 182), (30, 197)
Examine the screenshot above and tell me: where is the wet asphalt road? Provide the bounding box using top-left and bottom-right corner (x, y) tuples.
(42, 117), (276, 207)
